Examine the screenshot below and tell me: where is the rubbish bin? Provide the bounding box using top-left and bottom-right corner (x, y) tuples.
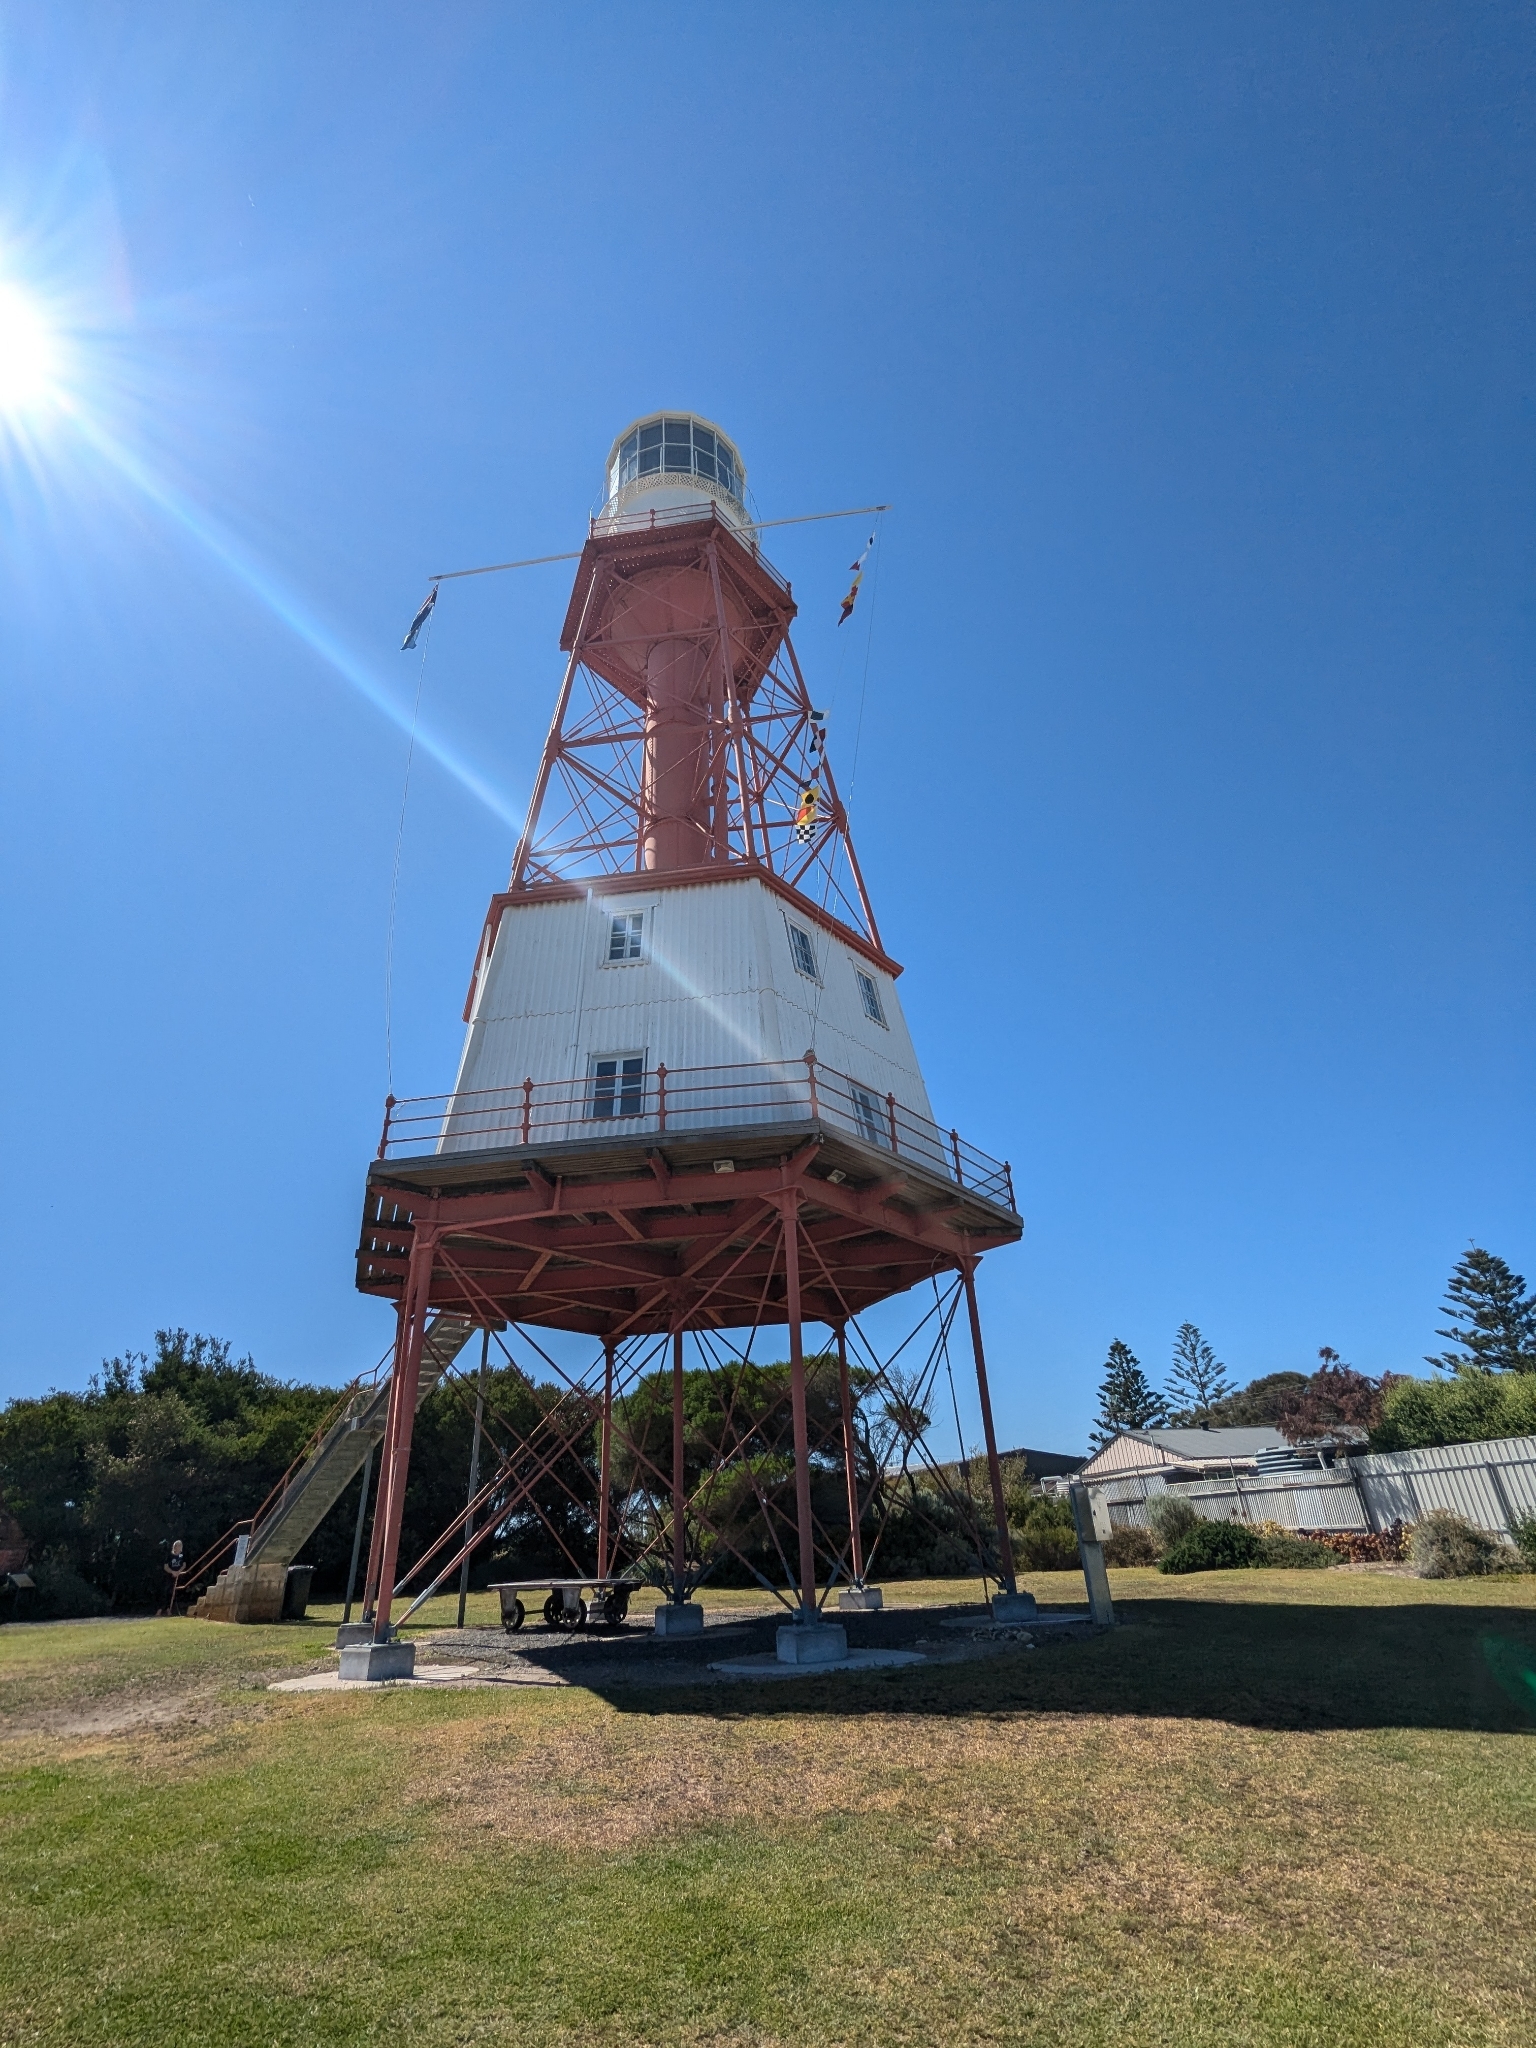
(282, 1565), (316, 1619)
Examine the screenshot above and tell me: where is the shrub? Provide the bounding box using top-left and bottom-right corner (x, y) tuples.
(1510, 1511), (1536, 1572)
(1311, 1524), (1409, 1563)
(1011, 1494), (1080, 1571)
(1408, 1510), (1512, 1579)
(1371, 1372), (1536, 1452)
(27, 1554), (111, 1619)
(1158, 1519), (1262, 1574)
(1254, 1532), (1337, 1569)
(1101, 1527), (1157, 1567)
(1146, 1494), (1199, 1551)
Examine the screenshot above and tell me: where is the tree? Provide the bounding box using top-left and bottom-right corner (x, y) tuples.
(1089, 1341), (1164, 1453)
(1164, 1323), (1234, 1425)
(1426, 1246), (1536, 1375)
(1278, 1349), (1400, 1442)
(1198, 1371), (1309, 1427)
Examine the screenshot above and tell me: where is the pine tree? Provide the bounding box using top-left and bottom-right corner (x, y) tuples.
(1164, 1322), (1235, 1424)
(1089, 1340), (1164, 1452)
(1427, 1246), (1536, 1375)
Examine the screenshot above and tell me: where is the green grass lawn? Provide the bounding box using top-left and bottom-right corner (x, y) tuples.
(3, 1569), (1534, 2047)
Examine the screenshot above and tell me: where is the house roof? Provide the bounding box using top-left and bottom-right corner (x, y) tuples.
(1079, 1426), (1285, 1482)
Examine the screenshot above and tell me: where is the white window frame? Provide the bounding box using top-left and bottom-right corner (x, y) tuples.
(856, 969), (887, 1028)
(587, 1051), (647, 1121)
(603, 910), (645, 966)
(784, 916), (820, 983)
(850, 1081), (888, 1149)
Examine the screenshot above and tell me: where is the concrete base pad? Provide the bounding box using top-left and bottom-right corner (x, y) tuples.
(712, 1647), (924, 1679)
(652, 1602), (704, 1638)
(337, 1639), (416, 1681)
(271, 1663), (479, 1694)
(941, 1608), (1093, 1633)
(776, 1621), (848, 1666)
(991, 1592), (1038, 1623)
(837, 1586), (884, 1611)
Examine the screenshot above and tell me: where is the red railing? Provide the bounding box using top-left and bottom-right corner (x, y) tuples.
(378, 1054), (1015, 1211)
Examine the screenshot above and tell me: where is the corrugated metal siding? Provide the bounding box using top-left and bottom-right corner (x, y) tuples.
(1093, 1471), (1369, 1535)
(1087, 1432), (1536, 1541)
(1353, 1435), (1536, 1536)
(1077, 1435), (1185, 1482)
(449, 877), (935, 1148)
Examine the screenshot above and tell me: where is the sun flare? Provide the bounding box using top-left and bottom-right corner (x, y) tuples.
(0, 279), (61, 416)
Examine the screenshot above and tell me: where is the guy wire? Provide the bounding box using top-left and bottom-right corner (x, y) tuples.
(385, 614), (433, 1094)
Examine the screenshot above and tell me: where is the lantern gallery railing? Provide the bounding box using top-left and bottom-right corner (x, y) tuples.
(377, 1055), (1015, 1212)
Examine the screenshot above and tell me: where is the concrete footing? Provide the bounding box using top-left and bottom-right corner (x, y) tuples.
(337, 1639), (416, 1682)
(837, 1586), (884, 1611)
(776, 1621), (848, 1666)
(991, 1592), (1039, 1624)
(334, 1621), (376, 1648)
(652, 1602), (704, 1638)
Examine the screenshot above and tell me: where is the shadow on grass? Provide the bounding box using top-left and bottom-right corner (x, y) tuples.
(548, 1596), (1536, 1734)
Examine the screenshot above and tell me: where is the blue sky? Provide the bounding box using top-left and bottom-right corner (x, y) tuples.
(0, 4), (1531, 1455)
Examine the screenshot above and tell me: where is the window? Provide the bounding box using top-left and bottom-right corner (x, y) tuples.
(612, 417), (742, 502)
(590, 1054), (646, 1120)
(787, 922), (818, 980)
(851, 1083), (887, 1149)
(856, 970), (887, 1027)
(607, 912), (643, 963)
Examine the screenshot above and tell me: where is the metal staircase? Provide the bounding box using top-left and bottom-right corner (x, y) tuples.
(243, 1313), (478, 1568)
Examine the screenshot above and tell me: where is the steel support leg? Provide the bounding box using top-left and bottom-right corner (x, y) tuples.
(361, 1297), (410, 1621)
(782, 1199), (818, 1617)
(342, 1443), (374, 1626)
(671, 1328), (686, 1603)
(598, 1339), (615, 1582)
(835, 1324), (865, 1585)
(371, 1235), (436, 1643)
(457, 1328), (490, 1629)
(961, 1257), (1017, 1595)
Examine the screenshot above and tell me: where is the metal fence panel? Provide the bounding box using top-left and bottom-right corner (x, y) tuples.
(1088, 1433), (1536, 1542)
(1353, 1436), (1536, 1537)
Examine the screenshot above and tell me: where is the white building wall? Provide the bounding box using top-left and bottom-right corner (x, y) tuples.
(448, 876), (935, 1150)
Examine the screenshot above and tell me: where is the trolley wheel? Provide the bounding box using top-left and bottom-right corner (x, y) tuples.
(610, 1590), (630, 1625)
(501, 1598), (526, 1634)
(543, 1591), (587, 1631)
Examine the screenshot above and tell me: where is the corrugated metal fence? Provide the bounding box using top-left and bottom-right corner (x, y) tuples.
(1089, 1433), (1536, 1543)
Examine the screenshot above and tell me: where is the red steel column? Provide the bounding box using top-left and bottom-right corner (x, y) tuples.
(960, 1258), (1018, 1596)
(361, 1296), (411, 1620)
(597, 1340), (615, 1582)
(782, 1198), (818, 1618)
(670, 1328), (686, 1601)
(835, 1324), (866, 1586)
(370, 1233), (436, 1642)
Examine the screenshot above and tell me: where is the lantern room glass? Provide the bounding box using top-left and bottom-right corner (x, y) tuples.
(610, 417), (742, 504)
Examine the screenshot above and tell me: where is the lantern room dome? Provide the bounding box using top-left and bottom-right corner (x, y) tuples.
(600, 412), (748, 530)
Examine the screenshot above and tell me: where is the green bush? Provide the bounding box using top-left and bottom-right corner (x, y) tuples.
(1146, 1494), (1199, 1551)
(1101, 1527), (1158, 1567)
(1408, 1510), (1513, 1579)
(1158, 1519), (1262, 1574)
(27, 1554), (111, 1619)
(1010, 1493), (1080, 1571)
(1254, 1532), (1337, 1569)
(1372, 1373), (1536, 1452)
(1510, 1511), (1536, 1572)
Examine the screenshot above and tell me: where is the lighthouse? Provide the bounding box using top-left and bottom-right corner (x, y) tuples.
(350, 415), (1024, 1675)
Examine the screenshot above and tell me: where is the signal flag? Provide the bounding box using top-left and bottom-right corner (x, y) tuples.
(401, 586), (438, 650)
(837, 535), (875, 625)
